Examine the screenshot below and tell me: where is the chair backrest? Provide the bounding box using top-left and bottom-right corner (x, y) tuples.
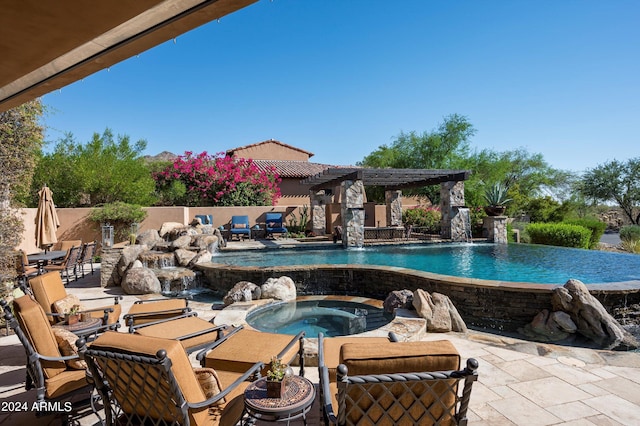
(80, 241), (96, 264)
(9, 295), (66, 379)
(53, 240), (82, 251)
(337, 340), (475, 426)
(84, 332), (209, 425)
(265, 213), (284, 228)
(231, 215), (249, 226)
(65, 245), (82, 267)
(29, 271), (68, 324)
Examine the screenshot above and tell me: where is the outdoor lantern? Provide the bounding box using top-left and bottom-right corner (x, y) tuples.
(101, 223), (114, 249)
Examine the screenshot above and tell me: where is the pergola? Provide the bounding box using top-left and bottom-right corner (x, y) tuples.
(302, 167), (473, 247)
(0, 0), (259, 112)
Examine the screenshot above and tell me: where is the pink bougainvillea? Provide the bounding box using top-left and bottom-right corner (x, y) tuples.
(154, 151), (281, 206)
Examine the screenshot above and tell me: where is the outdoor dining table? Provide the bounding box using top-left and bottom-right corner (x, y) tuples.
(27, 250), (66, 265)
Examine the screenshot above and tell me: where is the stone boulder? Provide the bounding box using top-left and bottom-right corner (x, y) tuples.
(519, 309), (577, 342)
(188, 250), (213, 267)
(214, 228), (227, 248)
(192, 234), (219, 251)
(170, 235), (192, 250)
(412, 289), (467, 332)
(159, 222), (184, 239)
(261, 276), (296, 301)
(136, 229), (161, 248)
(174, 249), (197, 266)
(223, 281), (262, 306)
(383, 289), (414, 313)
(121, 266), (161, 294)
(114, 244), (148, 286)
(551, 279), (639, 350)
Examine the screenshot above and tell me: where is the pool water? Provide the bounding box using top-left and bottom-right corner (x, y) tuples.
(214, 243), (640, 285)
(246, 300), (394, 338)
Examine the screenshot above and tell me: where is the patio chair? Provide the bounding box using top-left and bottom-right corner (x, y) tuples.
(81, 331), (264, 426)
(230, 215), (251, 240)
(1, 295), (113, 422)
(77, 241), (96, 278)
(318, 333), (479, 425)
(44, 244), (82, 283)
(265, 212), (288, 238)
(123, 297), (191, 331)
(195, 214), (213, 225)
(29, 271), (122, 326)
(52, 239), (82, 252)
(16, 250), (41, 287)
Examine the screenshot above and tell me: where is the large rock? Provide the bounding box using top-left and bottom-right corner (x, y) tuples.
(174, 248), (197, 267)
(136, 229), (161, 248)
(121, 266), (161, 295)
(188, 250), (213, 267)
(214, 228), (227, 248)
(192, 234), (219, 251)
(261, 276), (297, 301)
(114, 244), (148, 286)
(551, 279), (639, 350)
(412, 289), (467, 333)
(519, 309), (576, 342)
(170, 235), (192, 250)
(223, 281), (261, 306)
(383, 289), (414, 313)
(159, 222), (184, 239)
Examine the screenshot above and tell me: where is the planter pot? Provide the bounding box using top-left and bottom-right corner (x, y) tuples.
(66, 314), (81, 325)
(266, 379), (286, 398)
(484, 206), (506, 217)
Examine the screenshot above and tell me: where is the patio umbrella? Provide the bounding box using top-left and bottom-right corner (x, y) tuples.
(35, 185), (60, 251)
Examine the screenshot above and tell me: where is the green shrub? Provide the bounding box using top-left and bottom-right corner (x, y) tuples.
(621, 239), (640, 254)
(526, 223), (591, 249)
(620, 225), (640, 243)
(564, 218), (606, 249)
(403, 207), (442, 233)
(89, 202), (147, 243)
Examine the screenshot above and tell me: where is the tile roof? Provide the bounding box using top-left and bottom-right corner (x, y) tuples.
(226, 139), (315, 158)
(252, 160), (332, 178)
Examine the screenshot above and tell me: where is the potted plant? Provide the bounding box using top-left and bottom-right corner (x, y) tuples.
(266, 356), (292, 398)
(483, 182), (512, 216)
(65, 304), (82, 325)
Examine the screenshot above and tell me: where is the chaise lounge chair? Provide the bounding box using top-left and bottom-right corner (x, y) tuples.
(81, 331), (264, 426)
(230, 215), (251, 240)
(265, 212), (288, 238)
(1, 295), (114, 423)
(29, 271), (122, 326)
(318, 333), (479, 425)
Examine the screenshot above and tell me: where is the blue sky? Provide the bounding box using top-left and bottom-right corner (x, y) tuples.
(42, 0), (639, 173)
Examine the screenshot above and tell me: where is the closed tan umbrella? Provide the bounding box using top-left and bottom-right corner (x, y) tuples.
(35, 185), (60, 251)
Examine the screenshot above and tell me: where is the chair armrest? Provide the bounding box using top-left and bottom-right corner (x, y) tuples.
(188, 361), (265, 409)
(123, 307), (192, 322)
(195, 325), (243, 365)
(319, 365), (338, 424)
(80, 295), (123, 305)
(132, 297), (189, 305)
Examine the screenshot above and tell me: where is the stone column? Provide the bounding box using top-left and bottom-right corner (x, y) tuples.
(310, 190), (330, 236)
(440, 181), (467, 241)
(100, 247), (124, 287)
(341, 180), (365, 248)
(385, 190), (403, 227)
(483, 216), (508, 244)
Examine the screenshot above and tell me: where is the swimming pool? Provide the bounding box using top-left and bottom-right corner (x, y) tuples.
(213, 243), (640, 285)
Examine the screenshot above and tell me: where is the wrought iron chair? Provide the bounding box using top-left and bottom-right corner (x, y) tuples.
(81, 331), (264, 426)
(1, 295), (112, 423)
(318, 334), (479, 425)
(29, 271), (122, 326)
(77, 241), (96, 278)
(15, 250), (41, 287)
(123, 297), (191, 331)
(44, 245), (82, 283)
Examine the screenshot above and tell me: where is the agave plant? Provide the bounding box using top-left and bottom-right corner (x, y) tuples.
(483, 182), (513, 207)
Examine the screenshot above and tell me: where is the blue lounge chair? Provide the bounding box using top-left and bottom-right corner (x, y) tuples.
(230, 215), (251, 240)
(265, 212), (288, 238)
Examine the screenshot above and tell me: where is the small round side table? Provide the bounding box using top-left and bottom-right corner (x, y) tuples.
(243, 376), (315, 425)
(53, 317), (102, 334)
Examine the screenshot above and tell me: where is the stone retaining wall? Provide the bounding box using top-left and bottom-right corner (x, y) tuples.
(195, 263), (640, 332)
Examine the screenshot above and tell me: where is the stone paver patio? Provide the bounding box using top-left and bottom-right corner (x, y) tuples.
(2, 263), (639, 425)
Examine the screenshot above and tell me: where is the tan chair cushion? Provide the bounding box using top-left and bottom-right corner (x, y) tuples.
(13, 295), (66, 378)
(52, 294), (82, 315)
(29, 272), (68, 323)
(321, 336), (391, 381)
(44, 369), (88, 399)
(52, 328), (86, 370)
(204, 329), (300, 376)
(125, 299), (188, 325)
(134, 316), (218, 351)
(232, 223), (247, 229)
(340, 340), (460, 376)
(88, 303), (121, 325)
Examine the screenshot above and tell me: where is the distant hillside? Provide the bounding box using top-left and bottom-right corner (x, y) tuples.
(144, 151), (177, 163)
